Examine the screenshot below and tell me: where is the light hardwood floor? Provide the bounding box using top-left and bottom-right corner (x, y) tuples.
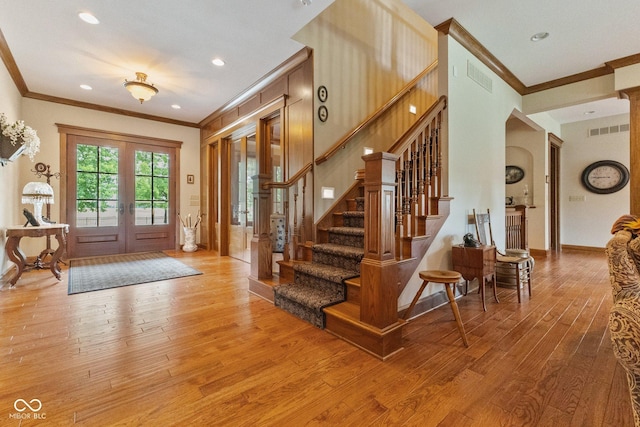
(0, 249), (633, 426)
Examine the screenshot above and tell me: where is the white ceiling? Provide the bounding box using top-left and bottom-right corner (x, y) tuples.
(0, 0), (635, 125)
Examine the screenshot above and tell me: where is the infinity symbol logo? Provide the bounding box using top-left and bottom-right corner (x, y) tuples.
(14, 399), (42, 412)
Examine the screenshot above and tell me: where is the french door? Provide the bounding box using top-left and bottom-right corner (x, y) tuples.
(228, 134), (256, 262)
(66, 134), (177, 258)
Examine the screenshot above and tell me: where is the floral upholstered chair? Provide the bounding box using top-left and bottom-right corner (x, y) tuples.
(606, 215), (640, 426)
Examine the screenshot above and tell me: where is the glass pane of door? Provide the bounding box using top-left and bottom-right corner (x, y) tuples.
(76, 144), (119, 227)
(229, 134), (255, 263)
(134, 150), (170, 225)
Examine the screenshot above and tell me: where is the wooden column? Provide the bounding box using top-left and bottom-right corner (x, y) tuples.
(250, 173), (272, 280)
(626, 87), (640, 215)
(360, 152), (400, 328)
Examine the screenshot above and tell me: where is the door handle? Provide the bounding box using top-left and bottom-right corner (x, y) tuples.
(119, 203), (124, 215)
(129, 203), (134, 215)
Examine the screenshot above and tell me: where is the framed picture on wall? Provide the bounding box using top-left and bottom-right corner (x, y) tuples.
(187, 174), (194, 184)
(505, 165), (524, 184)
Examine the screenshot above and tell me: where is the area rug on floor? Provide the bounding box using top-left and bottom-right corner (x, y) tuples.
(68, 251), (202, 294)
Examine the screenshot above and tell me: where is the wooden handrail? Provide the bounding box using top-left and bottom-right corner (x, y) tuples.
(315, 60), (438, 165)
(263, 162), (313, 189)
(388, 95), (447, 155)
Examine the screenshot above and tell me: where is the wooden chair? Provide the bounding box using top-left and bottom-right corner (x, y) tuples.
(473, 209), (534, 303)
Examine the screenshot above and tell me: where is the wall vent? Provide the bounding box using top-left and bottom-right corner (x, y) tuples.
(588, 123), (630, 137)
(467, 61), (493, 93)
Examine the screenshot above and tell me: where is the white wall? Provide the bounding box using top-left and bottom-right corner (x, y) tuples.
(561, 113), (630, 248)
(12, 98), (200, 257)
(398, 34), (526, 307)
(0, 58), (25, 276)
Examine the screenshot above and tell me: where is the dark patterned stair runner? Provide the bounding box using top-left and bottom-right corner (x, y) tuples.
(274, 203), (364, 328)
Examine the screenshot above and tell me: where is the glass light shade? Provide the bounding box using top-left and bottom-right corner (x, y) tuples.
(22, 181), (54, 225)
(124, 72), (158, 103)
(22, 182), (54, 204)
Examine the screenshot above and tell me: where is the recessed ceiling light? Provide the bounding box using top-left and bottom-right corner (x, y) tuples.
(80, 84), (92, 90)
(530, 32), (549, 42)
(211, 58), (225, 67)
(78, 12), (99, 25)
(584, 110), (596, 115)
(171, 104), (181, 109)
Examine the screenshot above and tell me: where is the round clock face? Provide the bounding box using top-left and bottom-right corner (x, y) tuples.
(581, 160), (629, 194)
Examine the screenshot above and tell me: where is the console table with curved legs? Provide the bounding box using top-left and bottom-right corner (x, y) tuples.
(5, 224), (69, 286)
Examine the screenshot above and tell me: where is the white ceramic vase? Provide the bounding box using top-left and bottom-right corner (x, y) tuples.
(182, 227), (197, 252)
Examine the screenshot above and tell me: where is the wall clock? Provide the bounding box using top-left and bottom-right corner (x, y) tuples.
(581, 160), (629, 194)
(318, 105), (328, 122)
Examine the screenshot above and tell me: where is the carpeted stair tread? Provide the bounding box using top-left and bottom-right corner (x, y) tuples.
(273, 191), (365, 329)
(342, 211), (364, 218)
(313, 242), (364, 258)
(327, 227), (365, 248)
(294, 262), (360, 283)
(327, 227), (364, 236)
(274, 283), (344, 309)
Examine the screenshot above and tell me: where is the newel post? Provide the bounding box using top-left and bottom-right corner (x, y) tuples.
(360, 152), (400, 328)
(250, 173), (272, 280)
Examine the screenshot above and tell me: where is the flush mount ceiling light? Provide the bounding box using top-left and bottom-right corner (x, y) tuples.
(123, 72), (158, 103)
(300, 0), (312, 5)
(78, 12), (99, 24)
(530, 32), (549, 42)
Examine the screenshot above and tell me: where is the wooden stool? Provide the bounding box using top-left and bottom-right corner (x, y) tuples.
(403, 270), (469, 347)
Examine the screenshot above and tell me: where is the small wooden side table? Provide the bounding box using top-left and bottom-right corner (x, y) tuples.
(5, 224), (69, 286)
(451, 244), (497, 311)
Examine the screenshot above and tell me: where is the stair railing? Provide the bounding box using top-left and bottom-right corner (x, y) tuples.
(263, 162), (313, 262)
(388, 95), (447, 258)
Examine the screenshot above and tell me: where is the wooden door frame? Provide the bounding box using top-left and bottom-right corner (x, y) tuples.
(549, 132), (563, 252)
(57, 124), (183, 254)
(203, 97), (286, 259)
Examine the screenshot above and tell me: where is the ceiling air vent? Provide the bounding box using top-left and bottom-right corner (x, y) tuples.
(588, 123), (630, 137)
(467, 61), (493, 93)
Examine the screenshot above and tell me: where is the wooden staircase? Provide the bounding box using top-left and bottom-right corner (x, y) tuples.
(250, 95), (449, 360)
(323, 196), (451, 360)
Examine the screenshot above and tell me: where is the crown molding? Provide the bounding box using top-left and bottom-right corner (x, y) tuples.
(24, 92), (199, 128)
(606, 53), (640, 70)
(435, 18), (527, 95)
(434, 18), (640, 97)
(198, 47), (312, 127)
(0, 28), (27, 95)
(524, 66), (613, 94)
